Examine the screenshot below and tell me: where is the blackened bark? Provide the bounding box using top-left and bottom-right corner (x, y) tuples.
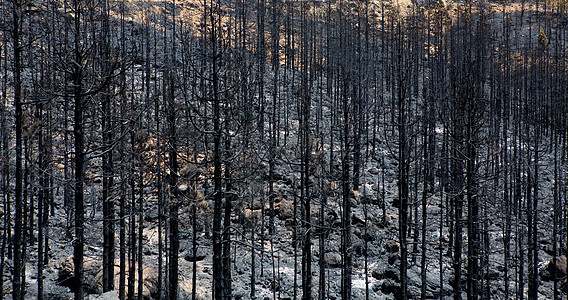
(72, 1), (85, 297)
(12, 0), (24, 297)
(301, 94), (312, 300)
(211, 0), (225, 296)
(397, 26), (409, 299)
(167, 70), (179, 300)
(341, 81), (352, 300)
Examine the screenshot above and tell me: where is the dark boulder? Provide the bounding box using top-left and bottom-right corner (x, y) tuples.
(540, 255), (567, 281)
(385, 240), (400, 253)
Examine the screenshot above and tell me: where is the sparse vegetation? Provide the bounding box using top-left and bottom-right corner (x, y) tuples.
(0, 0), (567, 299)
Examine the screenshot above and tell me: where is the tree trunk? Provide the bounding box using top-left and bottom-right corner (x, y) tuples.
(72, 0), (85, 297)
(12, 0), (24, 297)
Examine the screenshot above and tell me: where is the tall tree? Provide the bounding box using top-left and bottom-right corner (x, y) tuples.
(0, 19), (9, 299)
(394, 15), (411, 300)
(166, 1), (180, 297)
(207, 0), (229, 297)
(101, 0), (115, 291)
(11, 0), (24, 298)
(71, 0), (86, 295)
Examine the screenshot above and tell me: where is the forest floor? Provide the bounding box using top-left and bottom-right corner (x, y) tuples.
(3, 129), (564, 300)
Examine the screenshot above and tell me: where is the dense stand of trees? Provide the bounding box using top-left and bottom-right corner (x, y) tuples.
(0, 0), (567, 299)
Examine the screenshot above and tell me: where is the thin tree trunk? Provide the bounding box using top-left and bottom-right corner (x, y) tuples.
(101, 0), (114, 291)
(138, 173), (144, 300)
(397, 22), (409, 299)
(0, 34), (8, 299)
(72, 0), (85, 297)
(12, 0), (24, 297)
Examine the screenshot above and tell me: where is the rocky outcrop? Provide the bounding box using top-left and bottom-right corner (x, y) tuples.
(275, 199), (293, 220)
(540, 255), (567, 281)
(372, 265), (399, 282)
(371, 265), (451, 299)
(57, 256), (101, 294)
(58, 256), (158, 299)
(379, 280), (401, 297)
(87, 291), (119, 300)
(385, 240), (400, 253)
(407, 267), (452, 296)
(324, 252), (342, 268)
